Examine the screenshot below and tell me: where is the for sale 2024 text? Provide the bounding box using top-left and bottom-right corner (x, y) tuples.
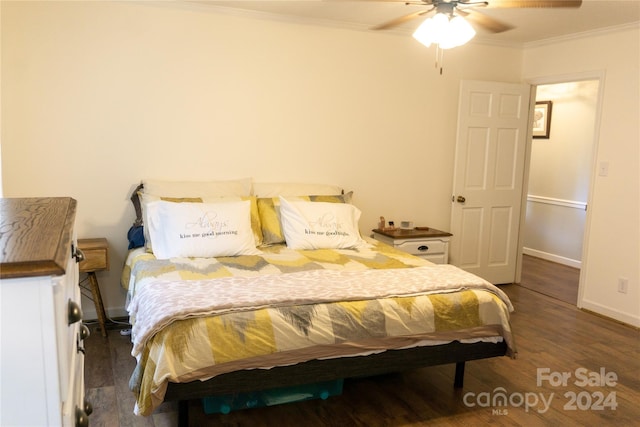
(538, 367), (618, 411)
(463, 367), (619, 415)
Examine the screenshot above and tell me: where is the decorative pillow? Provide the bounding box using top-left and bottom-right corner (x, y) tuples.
(252, 182), (342, 197)
(142, 178), (252, 198)
(146, 200), (260, 259)
(140, 194), (263, 251)
(278, 197), (366, 250)
(257, 192), (353, 246)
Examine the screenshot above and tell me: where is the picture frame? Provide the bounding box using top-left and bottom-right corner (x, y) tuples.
(532, 101), (552, 139)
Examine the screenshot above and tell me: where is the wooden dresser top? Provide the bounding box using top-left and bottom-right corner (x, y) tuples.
(0, 197), (77, 279)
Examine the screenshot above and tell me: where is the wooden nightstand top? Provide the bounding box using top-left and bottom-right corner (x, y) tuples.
(78, 238), (109, 273)
(372, 227), (452, 239)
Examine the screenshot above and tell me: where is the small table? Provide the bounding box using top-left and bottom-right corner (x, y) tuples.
(372, 227), (453, 264)
(78, 238), (110, 337)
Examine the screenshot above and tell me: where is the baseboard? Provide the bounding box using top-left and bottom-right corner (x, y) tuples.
(522, 247), (581, 269)
(82, 306), (129, 323)
(580, 299), (640, 328)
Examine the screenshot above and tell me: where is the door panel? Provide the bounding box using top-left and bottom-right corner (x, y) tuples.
(460, 208), (483, 267)
(488, 206), (512, 265)
(466, 129), (489, 189)
(495, 130), (518, 189)
(450, 80), (531, 284)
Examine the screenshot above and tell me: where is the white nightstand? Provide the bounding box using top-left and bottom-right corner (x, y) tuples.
(372, 227), (452, 264)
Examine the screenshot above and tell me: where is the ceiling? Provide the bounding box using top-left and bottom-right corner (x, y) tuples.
(189, 0), (640, 46)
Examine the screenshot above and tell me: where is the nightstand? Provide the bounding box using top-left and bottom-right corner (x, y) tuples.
(78, 238), (110, 337)
(372, 227), (453, 264)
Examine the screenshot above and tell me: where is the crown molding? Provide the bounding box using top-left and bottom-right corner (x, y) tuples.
(522, 21), (640, 49)
(185, 1), (373, 32)
(165, 1), (639, 50)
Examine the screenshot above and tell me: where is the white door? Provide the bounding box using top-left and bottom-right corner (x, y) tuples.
(450, 80), (531, 284)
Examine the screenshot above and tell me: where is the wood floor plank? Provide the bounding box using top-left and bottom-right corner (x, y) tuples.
(519, 255), (579, 304)
(84, 261), (640, 426)
(84, 332), (115, 389)
(85, 386), (119, 427)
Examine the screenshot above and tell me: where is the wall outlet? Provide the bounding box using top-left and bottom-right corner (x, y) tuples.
(617, 277), (628, 294)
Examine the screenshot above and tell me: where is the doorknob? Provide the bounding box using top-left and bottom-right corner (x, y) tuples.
(456, 196), (466, 203)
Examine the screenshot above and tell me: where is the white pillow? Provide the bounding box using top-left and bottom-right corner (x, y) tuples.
(146, 200), (260, 259)
(253, 182), (342, 197)
(143, 178), (252, 198)
(139, 193), (243, 252)
(278, 197), (366, 250)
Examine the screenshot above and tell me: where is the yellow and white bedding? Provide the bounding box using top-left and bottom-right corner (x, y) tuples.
(124, 238), (516, 416)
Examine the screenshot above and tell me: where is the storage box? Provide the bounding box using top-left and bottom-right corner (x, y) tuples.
(203, 379), (344, 414)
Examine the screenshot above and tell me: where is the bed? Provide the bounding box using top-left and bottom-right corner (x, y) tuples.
(122, 179), (516, 425)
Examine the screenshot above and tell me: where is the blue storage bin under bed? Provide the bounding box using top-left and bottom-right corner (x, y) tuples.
(203, 379), (344, 414)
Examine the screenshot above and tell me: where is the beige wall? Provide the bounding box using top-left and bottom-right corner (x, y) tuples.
(523, 26), (640, 326)
(1, 1), (523, 317)
(3, 2), (638, 327)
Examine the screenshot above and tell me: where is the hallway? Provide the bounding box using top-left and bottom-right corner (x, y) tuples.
(519, 254), (579, 305)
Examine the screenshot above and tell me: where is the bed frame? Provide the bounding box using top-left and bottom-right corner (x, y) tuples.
(164, 340), (508, 426)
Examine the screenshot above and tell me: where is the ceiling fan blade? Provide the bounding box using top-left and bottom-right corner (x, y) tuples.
(371, 8), (434, 30)
(460, 9), (514, 33)
(486, 0), (582, 8)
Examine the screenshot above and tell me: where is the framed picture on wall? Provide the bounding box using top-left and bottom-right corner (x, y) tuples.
(533, 101), (552, 139)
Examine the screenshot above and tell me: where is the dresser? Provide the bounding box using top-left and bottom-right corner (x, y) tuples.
(372, 227), (453, 264)
(0, 198), (91, 426)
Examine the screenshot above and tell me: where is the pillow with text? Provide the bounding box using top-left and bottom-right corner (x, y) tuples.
(278, 197), (366, 250)
(146, 200), (260, 259)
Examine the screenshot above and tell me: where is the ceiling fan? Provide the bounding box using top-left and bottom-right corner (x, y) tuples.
(370, 0), (581, 72)
(373, 0), (583, 35)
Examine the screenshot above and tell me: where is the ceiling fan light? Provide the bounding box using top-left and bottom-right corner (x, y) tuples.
(443, 15), (476, 48)
(412, 13), (476, 50)
(412, 13), (449, 47)
(431, 12), (450, 33)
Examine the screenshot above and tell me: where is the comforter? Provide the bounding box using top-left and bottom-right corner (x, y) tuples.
(123, 238), (516, 416)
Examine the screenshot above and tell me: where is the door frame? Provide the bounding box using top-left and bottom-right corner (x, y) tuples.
(516, 70), (606, 309)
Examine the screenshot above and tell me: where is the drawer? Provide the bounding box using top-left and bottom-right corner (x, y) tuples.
(61, 246), (83, 419)
(395, 239), (447, 255)
(63, 328), (88, 427)
(78, 238), (109, 272)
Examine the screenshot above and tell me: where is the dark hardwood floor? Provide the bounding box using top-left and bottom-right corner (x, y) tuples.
(519, 255), (580, 305)
(84, 264), (639, 426)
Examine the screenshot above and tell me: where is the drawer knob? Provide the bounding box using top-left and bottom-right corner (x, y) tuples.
(79, 324), (91, 340)
(68, 300), (83, 325)
(84, 399), (93, 416)
(418, 245), (429, 252)
(75, 406), (89, 427)
(74, 247), (85, 263)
